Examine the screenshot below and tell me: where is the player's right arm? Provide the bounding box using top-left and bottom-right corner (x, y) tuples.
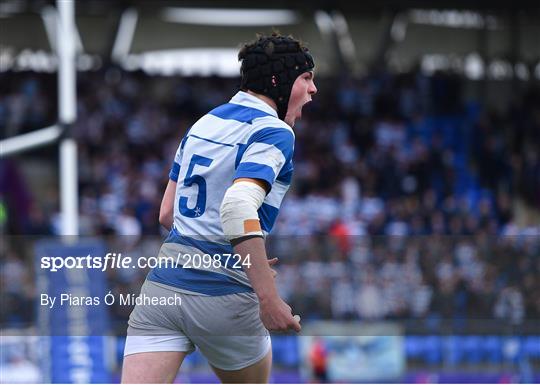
(220, 179), (300, 333)
(233, 230), (300, 332)
(221, 125), (299, 332)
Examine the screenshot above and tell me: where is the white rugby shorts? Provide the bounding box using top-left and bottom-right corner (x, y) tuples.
(124, 279), (271, 371)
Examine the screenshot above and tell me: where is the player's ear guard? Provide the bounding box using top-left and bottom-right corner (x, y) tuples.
(220, 181), (266, 242)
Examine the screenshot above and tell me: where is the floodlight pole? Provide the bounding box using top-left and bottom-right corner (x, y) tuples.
(57, 0), (78, 236)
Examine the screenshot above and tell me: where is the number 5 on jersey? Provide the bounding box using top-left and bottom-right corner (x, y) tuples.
(179, 154), (213, 218)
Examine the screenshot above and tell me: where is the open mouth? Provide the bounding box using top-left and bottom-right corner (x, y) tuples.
(298, 99), (312, 117)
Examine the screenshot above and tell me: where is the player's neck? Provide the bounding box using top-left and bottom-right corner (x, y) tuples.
(246, 90), (277, 112)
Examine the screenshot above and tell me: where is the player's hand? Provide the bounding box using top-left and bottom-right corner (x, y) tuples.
(268, 257), (278, 278)
(259, 295), (301, 333)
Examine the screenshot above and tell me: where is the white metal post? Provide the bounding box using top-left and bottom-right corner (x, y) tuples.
(0, 125), (61, 156)
(57, 0), (78, 236)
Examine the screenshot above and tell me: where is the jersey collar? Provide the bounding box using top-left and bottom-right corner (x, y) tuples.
(229, 91), (278, 118)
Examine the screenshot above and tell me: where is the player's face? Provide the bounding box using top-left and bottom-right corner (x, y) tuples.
(285, 71), (317, 127)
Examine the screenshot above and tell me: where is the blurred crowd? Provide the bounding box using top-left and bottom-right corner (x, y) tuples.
(272, 234), (539, 326)
(1, 67), (539, 329)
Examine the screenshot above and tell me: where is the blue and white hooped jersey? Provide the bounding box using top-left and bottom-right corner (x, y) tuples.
(147, 91), (294, 295)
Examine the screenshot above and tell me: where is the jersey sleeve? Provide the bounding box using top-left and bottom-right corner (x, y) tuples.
(234, 127), (294, 190)
(168, 137), (187, 182)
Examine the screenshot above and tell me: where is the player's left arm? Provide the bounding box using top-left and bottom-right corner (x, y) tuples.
(159, 179), (176, 231)
(160, 138), (184, 230)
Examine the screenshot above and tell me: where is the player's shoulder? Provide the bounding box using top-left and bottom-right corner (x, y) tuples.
(251, 114), (295, 138)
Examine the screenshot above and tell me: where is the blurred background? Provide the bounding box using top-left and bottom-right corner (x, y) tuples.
(1, 0), (539, 383)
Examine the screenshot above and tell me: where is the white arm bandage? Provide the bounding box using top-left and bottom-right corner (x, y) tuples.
(220, 181), (266, 241)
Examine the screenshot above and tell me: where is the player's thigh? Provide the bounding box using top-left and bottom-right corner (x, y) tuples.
(121, 351), (187, 383)
(122, 280), (196, 383)
(211, 348), (272, 384)
(181, 292), (271, 372)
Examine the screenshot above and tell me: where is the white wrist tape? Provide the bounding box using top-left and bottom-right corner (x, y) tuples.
(220, 181), (266, 241)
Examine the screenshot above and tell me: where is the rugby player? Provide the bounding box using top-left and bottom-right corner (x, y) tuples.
(121, 33), (317, 383)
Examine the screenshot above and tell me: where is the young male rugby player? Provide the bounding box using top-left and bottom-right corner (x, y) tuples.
(122, 33), (317, 383)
